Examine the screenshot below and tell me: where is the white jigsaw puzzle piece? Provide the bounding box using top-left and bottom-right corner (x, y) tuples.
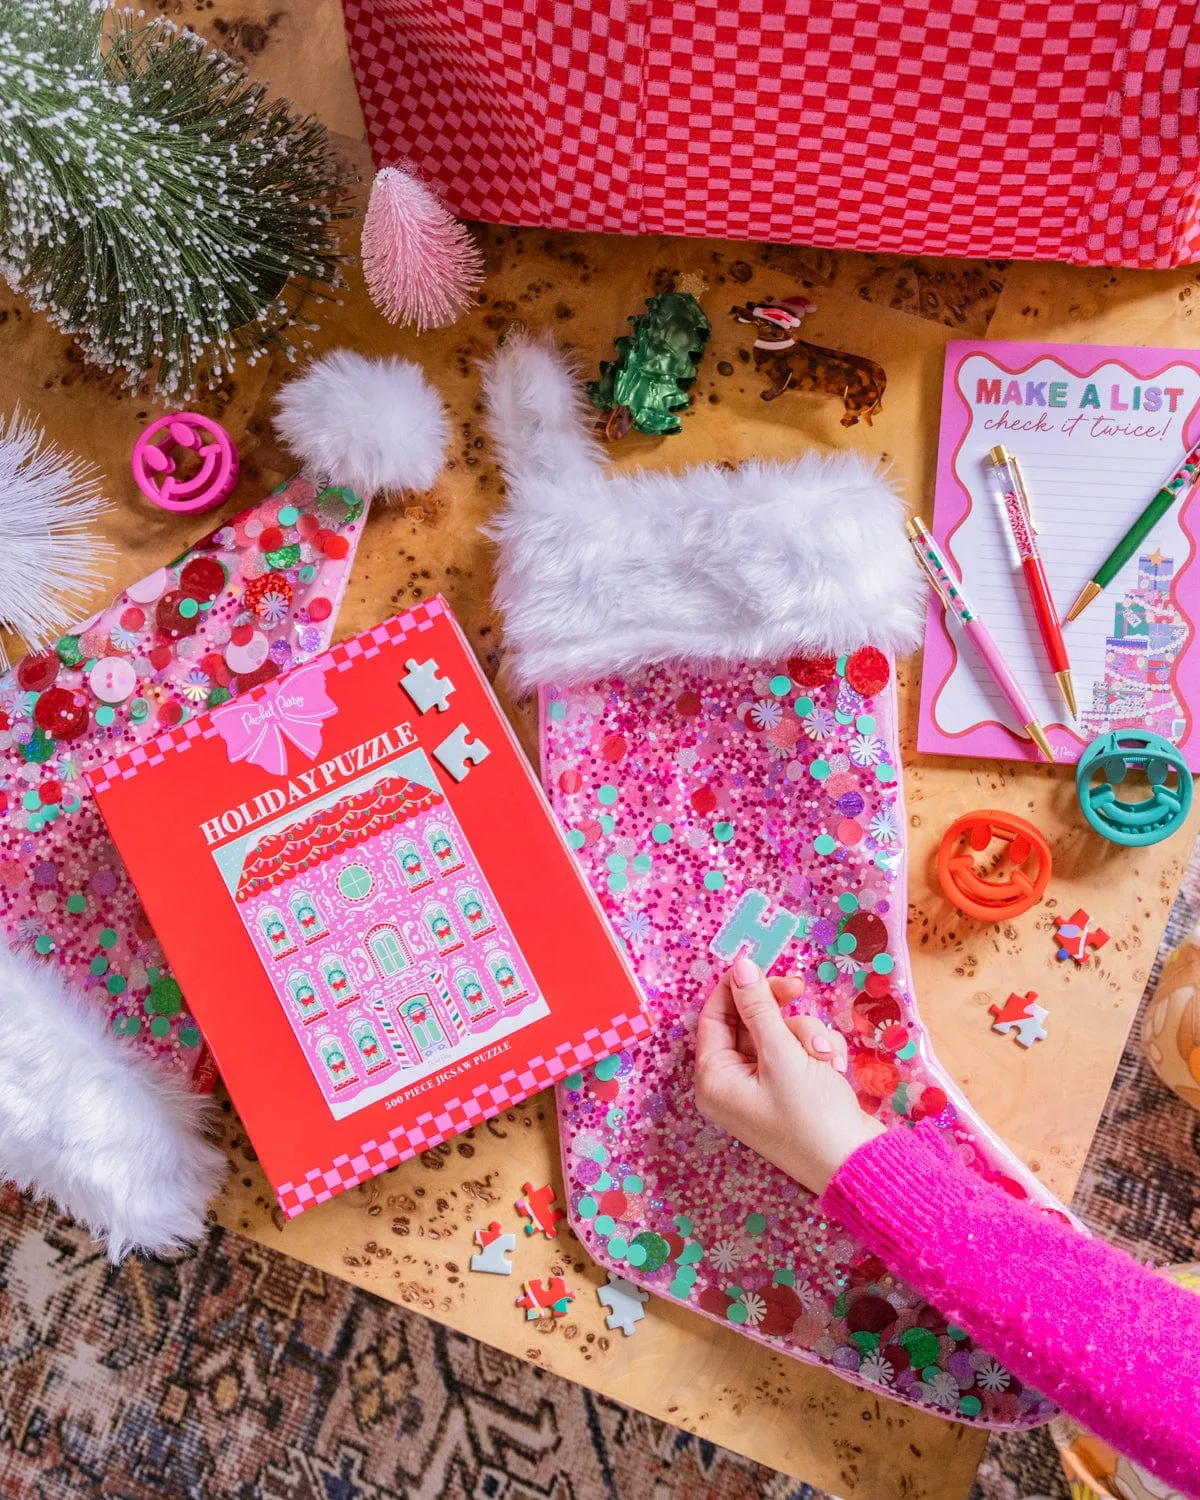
(400, 657), (455, 714)
(470, 1232), (516, 1275)
(992, 1001), (1049, 1049)
(434, 723), (490, 782)
(597, 1272), (649, 1336)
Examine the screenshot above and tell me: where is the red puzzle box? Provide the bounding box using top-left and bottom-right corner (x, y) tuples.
(87, 597), (649, 1217)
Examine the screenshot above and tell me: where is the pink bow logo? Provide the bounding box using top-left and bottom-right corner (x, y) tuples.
(214, 662), (337, 776)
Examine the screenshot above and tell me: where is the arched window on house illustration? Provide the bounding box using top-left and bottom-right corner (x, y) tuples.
(455, 885), (494, 939)
(260, 907), (295, 959)
(393, 838), (433, 892)
(487, 952), (527, 1004)
(317, 1034), (357, 1090)
(422, 901), (463, 956)
(425, 821), (464, 876)
(397, 993), (447, 1058)
(286, 970), (326, 1025)
(349, 1018), (390, 1075)
(366, 924), (410, 980)
(320, 952), (357, 1006)
(454, 967), (494, 1020)
(289, 890), (328, 943)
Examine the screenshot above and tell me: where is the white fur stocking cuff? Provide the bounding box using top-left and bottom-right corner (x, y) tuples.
(482, 337), (924, 688)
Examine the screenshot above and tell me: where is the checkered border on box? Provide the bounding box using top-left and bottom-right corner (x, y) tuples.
(272, 1006), (652, 1218)
(84, 599), (446, 796)
(342, 0), (1200, 268)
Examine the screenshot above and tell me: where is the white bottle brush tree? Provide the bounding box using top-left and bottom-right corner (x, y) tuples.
(0, 1), (351, 397)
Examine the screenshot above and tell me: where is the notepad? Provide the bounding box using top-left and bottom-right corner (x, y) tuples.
(917, 340), (1200, 766)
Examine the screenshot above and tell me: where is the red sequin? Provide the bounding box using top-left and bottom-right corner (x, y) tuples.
(149, 645), (173, 672)
(120, 607), (146, 632)
(845, 646), (890, 697)
(230, 623), (254, 648)
(158, 700), (183, 726)
(321, 533), (350, 560)
(179, 556), (227, 601)
(236, 660), (281, 692)
(33, 687), (88, 740)
(787, 653), (836, 686)
(258, 527), (284, 554)
(559, 769), (582, 794)
(690, 786), (717, 815)
(39, 780), (62, 805)
(601, 734), (627, 761)
(675, 690), (702, 716)
(155, 591), (200, 641)
(17, 653), (58, 693)
(307, 596), (332, 623)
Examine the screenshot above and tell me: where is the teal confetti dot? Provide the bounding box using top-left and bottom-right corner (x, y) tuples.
(594, 1214), (616, 1236)
(769, 674), (791, 697)
(835, 710), (854, 725)
(745, 1212), (767, 1235)
(959, 1396), (982, 1417)
(814, 834), (837, 856)
(856, 714), (876, 733)
(673, 1215), (693, 1235)
(793, 696), (814, 716)
(726, 1302), (748, 1324)
(817, 960), (838, 982)
(835, 654), (848, 676)
(947, 1324), (968, 1341)
(607, 871), (627, 893)
(626, 1243), (648, 1267)
(836, 932), (857, 954)
(547, 699), (567, 722)
(42, 803), (59, 824)
(897, 1039), (917, 1060)
(597, 784), (618, 805)
(599, 814), (615, 835)
(95, 706), (116, 727)
(703, 870), (725, 892)
(89, 955), (108, 975)
(149, 1016), (171, 1038)
(652, 822), (672, 843)
(669, 1273), (696, 1297)
(853, 969), (869, 990)
(564, 1072), (583, 1090)
(34, 934), (53, 955)
(622, 1174), (643, 1192)
(566, 830), (585, 850)
(67, 892), (86, 914)
(608, 1235), (628, 1258)
(586, 1143), (609, 1165)
(632, 854), (652, 874)
(876, 763), (896, 783)
(278, 504), (299, 526)
(179, 1027), (201, 1048)
(595, 1054), (621, 1081)
(114, 1015), (141, 1037)
(810, 759), (831, 781)
(21, 790), (40, 811)
(773, 1267), (796, 1287)
(106, 974), (126, 995)
(62, 795), (80, 814)
(98, 928), (118, 948)
(299, 564), (317, 584)
(606, 853), (628, 872)
(872, 953), (895, 975)
(677, 1242), (703, 1266)
(578, 1195), (598, 1218)
(130, 698), (149, 723)
(593, 1171), (614, 1192)
(713, 821), (735, 843)
(673, 1262), (698, 1285)
(26, 814), (43, 833)
(838, 892), (859, 913)
(178, 597), (199, 620)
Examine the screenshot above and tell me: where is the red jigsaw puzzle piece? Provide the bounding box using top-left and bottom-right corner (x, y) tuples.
(989, 990), (1039, 1026)
(1055, 908), (1110, 964)
(474, 1220), (505, 1249)
(515, 1276), (574, 1319)
(515, 1181), (565, 1239)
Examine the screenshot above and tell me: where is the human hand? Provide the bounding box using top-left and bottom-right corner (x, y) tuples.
(694, 955), (885, 1194)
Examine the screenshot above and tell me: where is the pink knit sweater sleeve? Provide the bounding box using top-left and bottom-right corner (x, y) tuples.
(820, 1121), (1200, 1497)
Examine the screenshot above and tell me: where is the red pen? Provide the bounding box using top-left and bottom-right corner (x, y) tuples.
(984, 445), (1076, 717)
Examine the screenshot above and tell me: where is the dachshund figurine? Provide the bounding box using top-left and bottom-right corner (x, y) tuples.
(733, 297), (886, 426)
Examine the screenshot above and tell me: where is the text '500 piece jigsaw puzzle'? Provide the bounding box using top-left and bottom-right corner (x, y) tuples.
(88, 598), (649, 1215)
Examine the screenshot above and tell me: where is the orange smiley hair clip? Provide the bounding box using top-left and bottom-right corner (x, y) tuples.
(936, 809), (1052, 922)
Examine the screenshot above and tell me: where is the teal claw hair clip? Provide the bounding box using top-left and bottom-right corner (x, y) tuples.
(1076, 730), (1193, 847)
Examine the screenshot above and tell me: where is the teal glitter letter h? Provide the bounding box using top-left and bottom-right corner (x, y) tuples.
(709, 888), (799, 972)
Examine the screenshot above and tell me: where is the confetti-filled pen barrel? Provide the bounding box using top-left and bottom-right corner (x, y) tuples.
(906, 517), (1053, 761)
(984, 445), (1077, 718)
(1066, 436), (1200, 622)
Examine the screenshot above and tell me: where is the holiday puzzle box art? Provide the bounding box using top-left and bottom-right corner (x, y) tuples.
(86, 598), (650, 1216)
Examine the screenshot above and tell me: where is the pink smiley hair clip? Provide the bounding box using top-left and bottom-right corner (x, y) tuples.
(131, 412), (239, 514)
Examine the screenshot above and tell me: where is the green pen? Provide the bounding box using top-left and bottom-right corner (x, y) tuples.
(1066, 437), (1200, 622)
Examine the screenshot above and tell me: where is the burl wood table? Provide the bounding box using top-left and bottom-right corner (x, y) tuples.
(5, 5), (1198, 1496)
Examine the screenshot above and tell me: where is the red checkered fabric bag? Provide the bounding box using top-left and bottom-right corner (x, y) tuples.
(343, 0), (1200, 267)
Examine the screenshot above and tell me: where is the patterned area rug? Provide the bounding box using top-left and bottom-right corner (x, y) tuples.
(1, 859), (1198, 1500)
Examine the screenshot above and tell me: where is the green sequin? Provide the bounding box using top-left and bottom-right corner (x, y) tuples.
(265, 543), (301, 570)
(20, 730), (55, 764)
(55, 635), (83, 667)
(149, 976), (183, 1016)
(207, 687), (232, 709)
(631, 1231), (670, 1272)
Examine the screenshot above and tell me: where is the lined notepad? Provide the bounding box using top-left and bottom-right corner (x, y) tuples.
(917, 341), (1200, 766)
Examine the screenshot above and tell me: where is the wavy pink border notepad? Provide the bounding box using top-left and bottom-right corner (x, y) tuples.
(918, 339), (1200, 766)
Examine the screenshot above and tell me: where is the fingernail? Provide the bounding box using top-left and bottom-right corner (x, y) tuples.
(809, 1035), (833, 1056)
(833, 1054), (848, 1073)
(731, 955), (760, 987)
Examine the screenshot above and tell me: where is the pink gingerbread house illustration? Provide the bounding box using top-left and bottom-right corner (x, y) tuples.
(231, 768), (541, 1114)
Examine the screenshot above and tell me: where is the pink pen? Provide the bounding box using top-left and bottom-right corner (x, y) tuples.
(907, 517), (1053, 762)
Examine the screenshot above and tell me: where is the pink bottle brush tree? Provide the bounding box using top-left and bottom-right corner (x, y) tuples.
(361, 164), (485, 332)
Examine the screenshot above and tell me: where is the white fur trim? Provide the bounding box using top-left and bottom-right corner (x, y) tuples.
(0, 942), (226, 1260)
(274, 348), (449, 496)
(482, 337), (924, 688)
